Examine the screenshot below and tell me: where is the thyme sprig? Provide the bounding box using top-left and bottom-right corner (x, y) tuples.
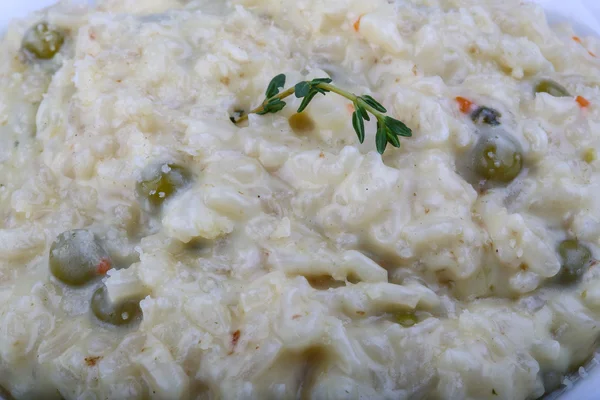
(231, 74), (412, 154)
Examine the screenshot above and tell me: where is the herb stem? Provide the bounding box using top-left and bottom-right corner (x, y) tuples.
(314, 83), (382, 118)
(315, 83), (356, 102)
(233, 82), (386, 124)
(318, 84), (382, 119)
(231, 74), (411, 154)
(234, 86), (296, 123)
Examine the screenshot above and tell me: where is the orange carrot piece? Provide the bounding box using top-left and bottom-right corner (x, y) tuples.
(576, 96), (590, 108)
(353, 15), (362, 32)
(96, 258), (112, 274)
(455, 96), (474, 114)
(573, 36), (597, 57)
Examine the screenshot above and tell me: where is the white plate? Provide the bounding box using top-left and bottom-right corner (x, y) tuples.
(1, 1), (599, 399)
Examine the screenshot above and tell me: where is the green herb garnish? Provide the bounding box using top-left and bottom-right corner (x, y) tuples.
(231, 74), (412, 154)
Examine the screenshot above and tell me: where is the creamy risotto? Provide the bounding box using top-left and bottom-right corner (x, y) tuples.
(1, 0), (600, 399)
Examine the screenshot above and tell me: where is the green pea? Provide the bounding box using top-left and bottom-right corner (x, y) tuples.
(91, 285), (142, 326)
(49, 230), (111, 286)
(556, 239), (593, 284)
(396, 312), (418, 327)
(472, 133), (523, 183)
(471, 107), (501, 126)
(22, 22), (65, 60)
(535, 80), (571, 97)
(136, 164), (191, 210)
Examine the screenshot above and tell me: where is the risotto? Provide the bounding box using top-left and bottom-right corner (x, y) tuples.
(1, 0), (600, 399)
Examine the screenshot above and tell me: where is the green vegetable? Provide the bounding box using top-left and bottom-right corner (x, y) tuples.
(265, 73), (286, 98)
(22, 22), (64, 59)
(556, 239), (593, 284)
(396, 312), (418, 327)
(136, 164), (191, 210)
(352, 111), (365, 143)
(91, 285), (142, 326)
(472, 133), (523, 182)
(535, 79), (571, 97)
(232, 75), (412, 154)
(49, 230), (111, 286)
(471, 107), (501, 126)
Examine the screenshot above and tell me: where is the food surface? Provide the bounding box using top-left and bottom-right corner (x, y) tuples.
(1, 0), (600, 399)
